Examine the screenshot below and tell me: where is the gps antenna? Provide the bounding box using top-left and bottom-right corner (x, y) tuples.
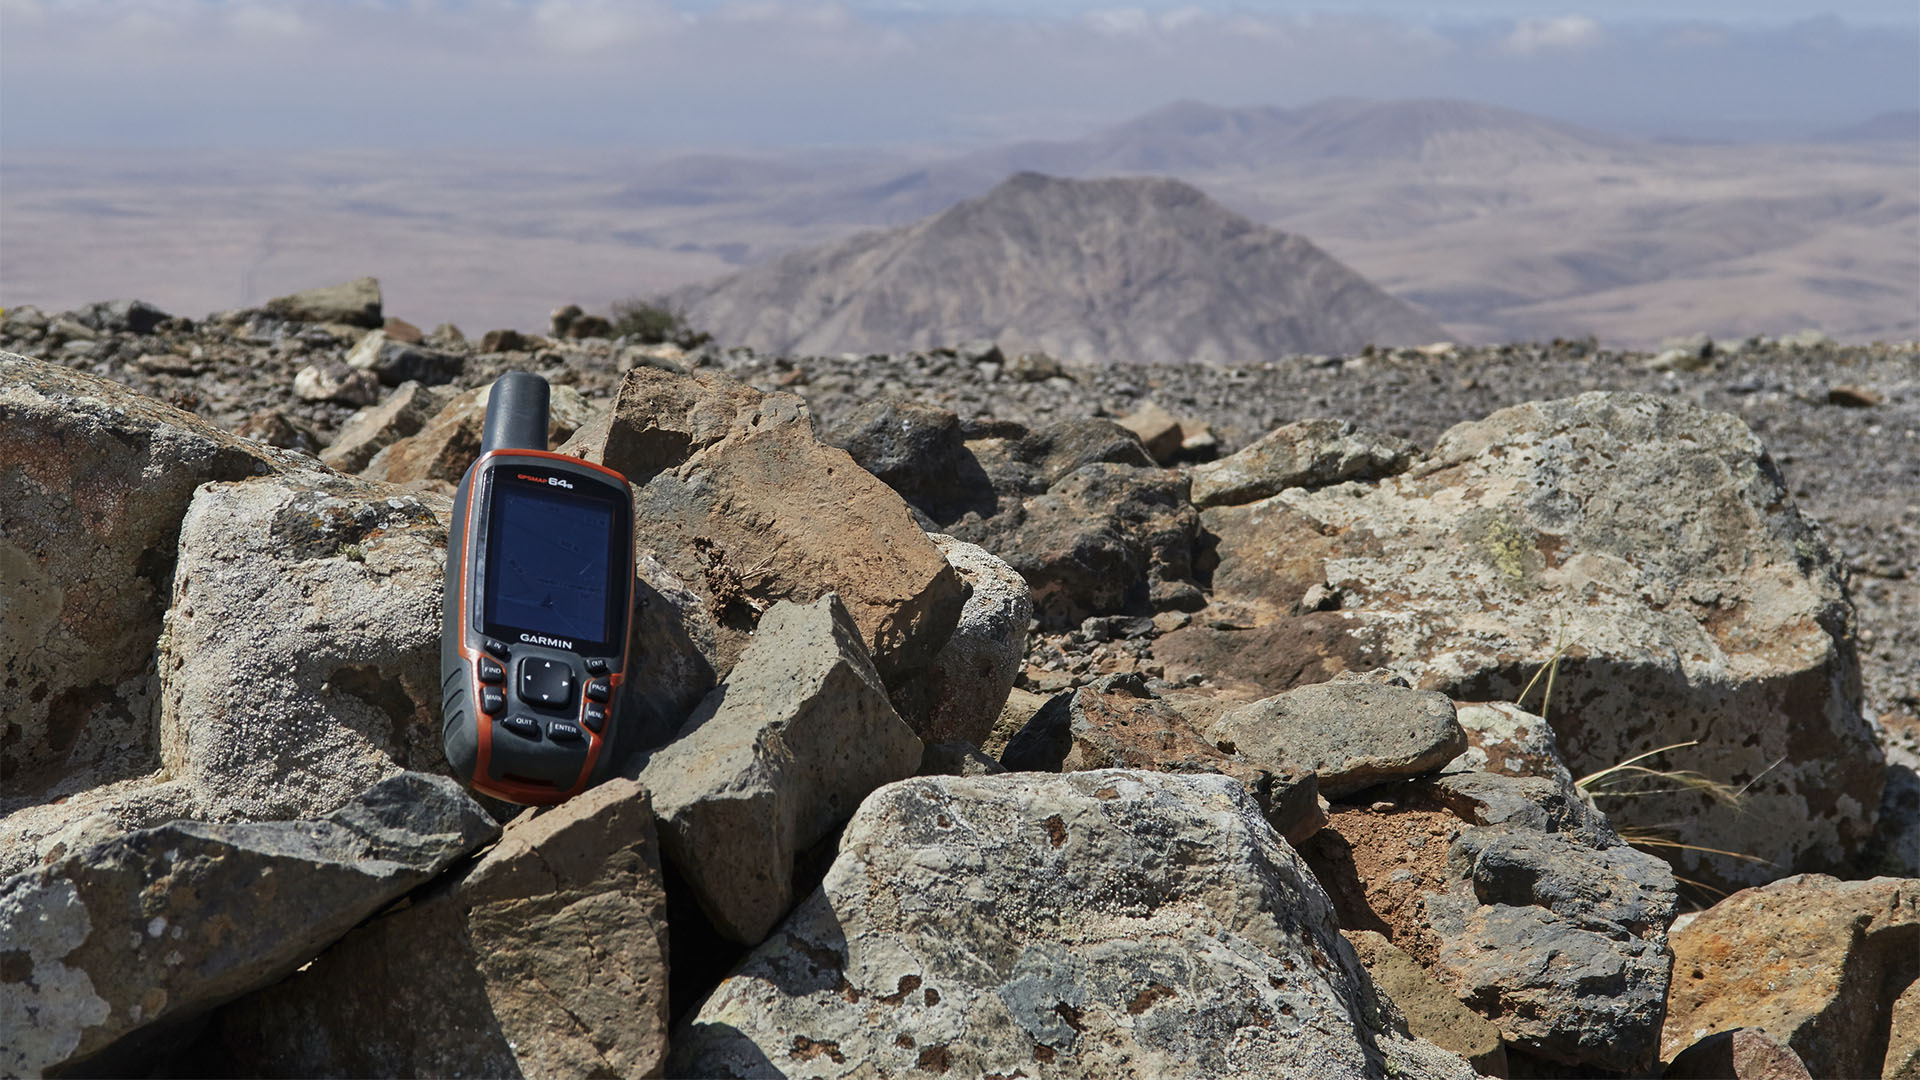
(482, 371), (550, 454)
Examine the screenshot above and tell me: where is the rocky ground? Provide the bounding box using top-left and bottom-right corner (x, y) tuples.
(3, 279), (1918, 1079)
(4, 287), (1913, 738)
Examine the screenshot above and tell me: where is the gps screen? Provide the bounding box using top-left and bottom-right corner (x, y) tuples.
(484, 481), (614, 647)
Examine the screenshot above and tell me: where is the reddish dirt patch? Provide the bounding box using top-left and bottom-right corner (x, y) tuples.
(1297, 804), (1467, 970)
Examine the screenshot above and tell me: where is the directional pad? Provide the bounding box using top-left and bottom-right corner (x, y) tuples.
(517, 657), (575, 710)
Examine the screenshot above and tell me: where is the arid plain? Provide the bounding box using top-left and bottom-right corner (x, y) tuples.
(3, 100), (1915, 350)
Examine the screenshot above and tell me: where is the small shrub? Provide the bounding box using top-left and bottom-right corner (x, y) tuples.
(609, 296), (710, 348)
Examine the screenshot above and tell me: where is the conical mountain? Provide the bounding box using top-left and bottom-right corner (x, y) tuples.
(674, 172), (1448, 364)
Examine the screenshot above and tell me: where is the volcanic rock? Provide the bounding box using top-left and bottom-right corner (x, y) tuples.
(1661, 874), (1920, 1079)
(1164, 391), (1884, 891)
(670, 770), (1477, 1079)
(0, 355), (279, 802)
(560, 365), (964, 686)
(159, 471), (452, 820)
(1189, 417), (1418, 509)
(1206, 678), (1467, 799)
(190, 777), (670, 1079)
(888, 534), (1033, 745)
(264, 276), (383, 328)
(318, 380), (450, 474)
(637, 595), (923, 944)
(0, 772), (496, 1077)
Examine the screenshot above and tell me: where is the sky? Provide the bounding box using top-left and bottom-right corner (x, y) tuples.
(0, 1), (1915, 148)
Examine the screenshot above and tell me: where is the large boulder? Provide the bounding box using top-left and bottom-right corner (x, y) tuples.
(187, 777), (671, 1079)
(1299, 766), (1678, 1074)
(159, 472), (452, 821)
(888, 534), (1032, 745)
(0, 772), (497, 1077)
(0, 355), (279, 800)
(264, 276), (383, 328)
(671, 770), (1477, 1079)
(362, 380), (596, 488)
(637, 595), (924, 944)
(1660, 874), (1919, 1079)
(560, 366), (963, 687)
(1162, 391), (1882, 891)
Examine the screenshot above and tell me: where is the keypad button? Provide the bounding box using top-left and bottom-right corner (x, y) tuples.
(479, 686), (506, 715)
(585, 658), (610, 676)
(502, 715), (541, 740)
(483, 638), (511, 660)
(477, 657), (505, 684)
(518, 658), (575, 710)
(585, 678), (610, 704)
(582, 703), (607, 733)
(548, 722), (584, 742)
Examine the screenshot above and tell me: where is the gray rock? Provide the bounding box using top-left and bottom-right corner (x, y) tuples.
(1208, 680), (1467, 799)
(0, 772), (497, 1077)
(0, 355), (279, 805)
(889, 534), (1032, 746)
(670, 770), (1477, 1080)
(190, 777), (670, 1079)
(72, 298), (171, 335)
(827, 400), (996, 522)
(952, 460), (1199, 627)
(292, 358), (381, 406)
(918, 740), (1007, 777)
(638, 595), (923, 944)
(265, 276), (383, 328)
(1780, 328), (1833, 349)
(344, 328), (465, 386)
(1174, 392), (1883, 891)
(0, 776), (193, 881)
(159, 472), (452, 821)
(1190, 418), (1418, 508)
(318, 380), (449, 474)
(1449, 700), (1576, 786)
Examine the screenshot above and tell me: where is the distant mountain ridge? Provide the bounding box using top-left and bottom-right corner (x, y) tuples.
(673, 172), (1448, 363)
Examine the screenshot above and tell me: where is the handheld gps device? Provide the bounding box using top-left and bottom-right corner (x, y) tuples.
(441, 372), (635, 804)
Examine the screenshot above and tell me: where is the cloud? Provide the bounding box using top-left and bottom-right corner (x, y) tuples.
(0, 3), (1911, 147)
(530, 0), (683, 52)
(1501, 15), (1603, 54)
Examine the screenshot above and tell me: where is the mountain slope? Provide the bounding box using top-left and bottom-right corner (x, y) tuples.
(672, 172), (1448, 363)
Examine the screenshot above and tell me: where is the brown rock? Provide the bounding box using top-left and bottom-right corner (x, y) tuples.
(1344, 929), (1507, 1077)
(362, 380), (595, 488)
(381, 315), (423, 343)
(479, 327), (533, 352)
(1662, 1028), (1812, 1080)
(1887, 978), (1920, 1080)
(264, 276), (382, 327)
(1117, 399), (1184, 463)
(1000, 676), (1325, 842)
(192, 777), (670, 1079)
(1828, 384), (1885, 408)
(559, 365), (963, 686)
(318, 380), (449, 474)
(1661, 874), (1920, 1079)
